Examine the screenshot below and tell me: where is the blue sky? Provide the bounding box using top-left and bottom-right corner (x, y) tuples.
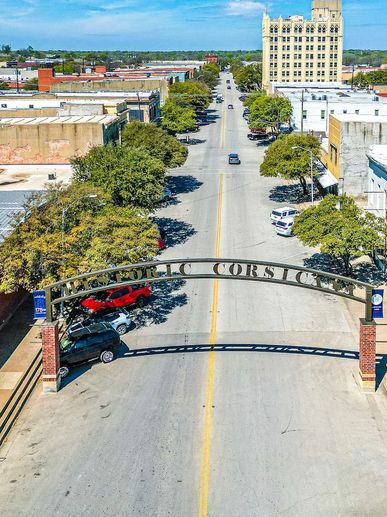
(2, 0), (386, 51)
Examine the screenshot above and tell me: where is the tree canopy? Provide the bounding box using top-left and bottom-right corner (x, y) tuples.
(169, 80), (212, 111)
(260, 134), (321, 193)
(23, 78), (38, 91)
(292, 195), (383, 276)
(161, 99), (197, 134)
(197, 63), (220, 90)
(249, 96), (293, 135)
(71, 145), (166, 208)
(234, 64), (262, 90)
(243, 91), (266, 108)
(0, 184), (159, 292)
(121, 120), (188, 167)
(352, 70), (387, 88)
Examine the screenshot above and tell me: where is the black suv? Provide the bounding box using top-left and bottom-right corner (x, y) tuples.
(59, 323), (121, 378)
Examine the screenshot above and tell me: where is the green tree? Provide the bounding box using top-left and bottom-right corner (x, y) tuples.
(72, 145), (165, 208)
(0, 184), (159, 292)
(197, 63), (220, 90)
(23, 77), (38, 91)
(0, 81), (10, 90)
(243, 91), (266, 108)
(161, 99), (197, 134)
(121, 120), (188, 167)
(169, 80), (212, 111)
(1, 44), (11, 54)
(53, 63), (75, 74)
(292, 195), (383, 276)
(234, 63), (262, 89)
(249, 96), (292, 135)
(260, 134), (321, 194)
(229, 58), (244, 76)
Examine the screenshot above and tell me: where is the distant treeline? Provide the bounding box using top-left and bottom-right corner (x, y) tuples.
(343, 50), (387, 67)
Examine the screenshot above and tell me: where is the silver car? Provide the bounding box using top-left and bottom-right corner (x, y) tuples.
(68, 309), (133, 336)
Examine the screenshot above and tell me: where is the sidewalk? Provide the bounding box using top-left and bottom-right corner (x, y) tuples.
(0, 296), (35, 369)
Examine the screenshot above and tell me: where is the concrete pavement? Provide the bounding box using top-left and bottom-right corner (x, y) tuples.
(0, 73), (386, 516)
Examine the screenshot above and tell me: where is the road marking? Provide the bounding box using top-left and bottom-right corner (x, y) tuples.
(198, 174), (223, 517)
(220, 97), (226, 150)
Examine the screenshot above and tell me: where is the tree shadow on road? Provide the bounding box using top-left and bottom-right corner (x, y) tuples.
(130, 279), (188, 329)
(153, 216), (196, 248)
(304, 253), (384, 284)
(269, 183), (320, 205)
(166, 175), (203, 197)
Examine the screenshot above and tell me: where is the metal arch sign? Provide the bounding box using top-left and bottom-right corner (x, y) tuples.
(44, 258), (374, 323)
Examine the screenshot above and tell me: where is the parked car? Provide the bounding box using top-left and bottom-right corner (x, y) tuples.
(226, 79), (231, 84)
(248, 133), (268, 141)
(216, 98), (223, 103)
(59, 323), (121, 378)
(68, 309), (133, 336)
(228, 153), (241, 165)
(81, 284), (152, 314)
(276, 217), (295, 237)
(197, 119), (209, 126)
(227, 85), (231, 90)
(270, 206), (300, 224)
(228, 104), (234, 109)
(250, 127), (267, 135)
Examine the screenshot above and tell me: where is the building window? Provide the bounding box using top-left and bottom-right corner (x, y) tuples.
(355, 109), (359, 115)
(302, 110), (307, 120)
(330, 144), (337, 165)
(375, 110), (379, 116)
(29, 104), (34, 109)
(330, 109), (335, 114)
(1, 103), (6, 108)
(321, 110), (326, 119)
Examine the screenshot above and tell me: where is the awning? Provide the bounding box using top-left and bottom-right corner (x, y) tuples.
(316, 168), (338, 189)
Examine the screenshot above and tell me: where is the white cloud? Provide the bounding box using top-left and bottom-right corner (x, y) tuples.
(226, 1), (267, 16)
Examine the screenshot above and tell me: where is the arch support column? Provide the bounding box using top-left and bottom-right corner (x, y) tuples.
(42, 321), (61, 393)
(359, 318), (376, 392)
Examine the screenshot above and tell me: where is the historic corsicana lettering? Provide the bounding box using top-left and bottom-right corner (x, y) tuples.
(49, 259), (366, 309)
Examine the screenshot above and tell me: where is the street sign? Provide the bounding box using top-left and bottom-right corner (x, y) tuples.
(371, 289), (384, 319)
(33, 290), (47, 319)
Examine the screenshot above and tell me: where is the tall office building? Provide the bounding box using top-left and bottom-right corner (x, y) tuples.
(262, 0), (343, 90)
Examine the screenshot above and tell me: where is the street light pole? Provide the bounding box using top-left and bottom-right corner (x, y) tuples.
(292, 145), (315, 205)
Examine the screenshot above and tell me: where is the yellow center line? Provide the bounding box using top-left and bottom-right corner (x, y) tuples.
(198, 174), (223, 517)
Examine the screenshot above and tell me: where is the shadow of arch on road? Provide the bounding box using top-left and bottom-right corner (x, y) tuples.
(122, 344), (386, 390)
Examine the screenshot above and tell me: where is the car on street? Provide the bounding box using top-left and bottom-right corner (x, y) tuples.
(270, 206), (300, 224)
(227, 85), (231, 90)
(197, 119), (210, 126)
(275, 217), (295, 237)
(228, 153), (241, 165)
(247, 132), (268, 141)
(68, 309), (133, 336)
(250, 127), (267, 135)
(228, 104), (234, 109)
(216, 97), (223, 103)
(81, 284), (152, 314)
(59, 322), (121, 378)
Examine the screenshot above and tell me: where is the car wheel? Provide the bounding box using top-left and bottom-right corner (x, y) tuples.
(136, 295), (147, 308)
(100, 350), (115, 364)
(116, 324), (128, 335)
(59, 365), (70, 378)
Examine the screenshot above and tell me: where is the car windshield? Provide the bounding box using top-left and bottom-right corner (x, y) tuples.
(230, 154), (238, 158)
(277, 221), (287, 228)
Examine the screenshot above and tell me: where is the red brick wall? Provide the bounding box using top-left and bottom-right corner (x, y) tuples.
(359, 319), (376, 383)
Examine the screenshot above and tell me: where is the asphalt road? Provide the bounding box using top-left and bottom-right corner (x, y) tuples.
(1, 73), (387, 517)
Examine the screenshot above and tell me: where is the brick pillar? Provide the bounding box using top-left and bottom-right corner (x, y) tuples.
(359, 318), (376, 392)
(42, 321), (61, 393)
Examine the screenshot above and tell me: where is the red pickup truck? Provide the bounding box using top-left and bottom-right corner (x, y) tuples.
(81, 284), (151, 314)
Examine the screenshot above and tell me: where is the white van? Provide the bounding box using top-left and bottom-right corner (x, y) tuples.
(270, 206), (299, 224)
(276, 217), (295, 237)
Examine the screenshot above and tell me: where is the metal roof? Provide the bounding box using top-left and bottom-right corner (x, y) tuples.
(0, 190), (35, 242)
(0, 115), (117, 125)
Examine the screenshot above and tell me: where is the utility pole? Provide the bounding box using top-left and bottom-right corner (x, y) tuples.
(300, 88), (304, 135)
